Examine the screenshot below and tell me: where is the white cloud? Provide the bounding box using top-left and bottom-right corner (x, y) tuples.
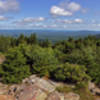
(74, 19), (83, 23)
(31, 24), (66, 29)
(0, 0), (19, 14)
(32, 24), (58, 29)
(50, 1), (82, 16)
(0, 16), (8, 21)
(67, 2), (81, 12)
(23, 17), (45, 23)
(50, 6), (72, 16)
(56, 19), (72, 24)
(93, 24), (100, 27)
(56, 18), (83, 24)
(98, 24), (100, 27)
(81, 9), (87, 13)
(14, 17), (45, 25)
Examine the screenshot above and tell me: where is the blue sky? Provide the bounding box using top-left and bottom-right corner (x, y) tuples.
(0, 0), (100, 30)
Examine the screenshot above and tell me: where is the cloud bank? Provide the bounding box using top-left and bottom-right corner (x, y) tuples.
(0, 0), (19, 14)
(14, 17), (45, 25)
(50, 1), (81, 16)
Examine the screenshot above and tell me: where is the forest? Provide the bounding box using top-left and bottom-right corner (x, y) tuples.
(0, 34), (99, 88)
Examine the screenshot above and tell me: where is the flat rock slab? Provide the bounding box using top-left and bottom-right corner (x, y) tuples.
(36, 79), (56, 92)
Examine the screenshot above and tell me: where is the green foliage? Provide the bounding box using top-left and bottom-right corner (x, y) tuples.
(88, 54), (100, 85)
(0, 46), (31, 84)
(53, 63), (90, 84)
(0, 36), (12, 52)
(39, 39), (52, 48)
(17, 34), (27, 45)
(27, 34), (38, 45)
(56, 85), (73, 93)
(25, 45), (58, 77)
(0, 34), (99, 88)
(74, 88), (94, 100)
(56, 84), (94, 100)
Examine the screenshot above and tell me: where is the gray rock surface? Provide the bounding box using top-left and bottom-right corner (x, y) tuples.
(22, 75), (57, 92)
(0, 75), (81, 100)
(17, 85), (47, 100)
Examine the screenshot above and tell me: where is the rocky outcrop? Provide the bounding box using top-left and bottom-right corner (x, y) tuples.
(22, 75), (58, 92)
(0, 75), (81, 100)
(17, 85), (47, 100)
(2, 76), (100, 100)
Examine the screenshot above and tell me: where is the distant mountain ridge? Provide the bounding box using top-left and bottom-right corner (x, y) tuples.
(95, 34), (100, 38)
(0, 30), (99, 41)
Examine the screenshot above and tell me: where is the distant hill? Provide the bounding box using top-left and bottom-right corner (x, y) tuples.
(0, 30), (100, 42)
(95, 34), (100, 38)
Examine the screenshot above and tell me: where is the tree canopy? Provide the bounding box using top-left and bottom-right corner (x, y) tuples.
(0, 34), (99, 87)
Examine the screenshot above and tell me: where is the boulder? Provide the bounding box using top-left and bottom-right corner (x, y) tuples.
(23, 75), (56, 93)
(64, 92), (80, 100)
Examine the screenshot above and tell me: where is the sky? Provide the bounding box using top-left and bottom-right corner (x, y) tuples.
(0, 0), (100, 30)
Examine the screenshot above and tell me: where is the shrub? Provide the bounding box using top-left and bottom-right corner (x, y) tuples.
(0, 46), (31, 84)
(53, 63), (90, 84)
(56, 85), (73, 93)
